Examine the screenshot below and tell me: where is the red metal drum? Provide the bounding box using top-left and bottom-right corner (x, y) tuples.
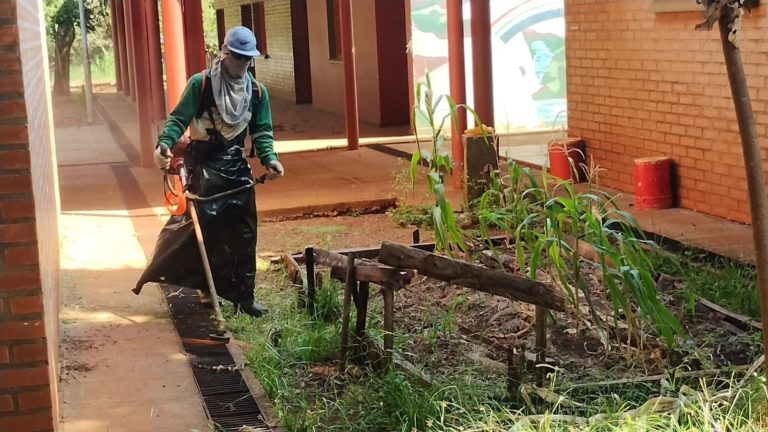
(634, 156), (673, 210)
(548, 138), (585, 182)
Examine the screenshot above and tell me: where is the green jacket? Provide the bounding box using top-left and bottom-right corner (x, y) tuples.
(157, 72), (278, 167)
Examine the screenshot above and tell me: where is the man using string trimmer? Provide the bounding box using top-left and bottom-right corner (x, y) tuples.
(134, 27), (283, 321)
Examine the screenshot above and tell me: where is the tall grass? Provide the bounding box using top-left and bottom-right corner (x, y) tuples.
(651, 248), (759, 319)
(70, 50), (116, 85)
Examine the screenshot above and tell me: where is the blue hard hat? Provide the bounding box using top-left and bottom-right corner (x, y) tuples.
(224, 26), (260, 57)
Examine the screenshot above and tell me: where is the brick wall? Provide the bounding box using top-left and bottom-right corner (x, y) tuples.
(214, 0), (296, 99)
(565, 0), (768, 223)
(0, 0), (60, 431)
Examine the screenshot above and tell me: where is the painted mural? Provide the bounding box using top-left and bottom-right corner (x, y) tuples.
(411, 0), (566, 132)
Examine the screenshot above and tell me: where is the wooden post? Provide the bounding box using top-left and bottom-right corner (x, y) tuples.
(161, 0), (188, 107)
(470, 0), (494, 127)
(412, 229), (420, 244)
(114, 0), (129, 95)
(507, 346), (522, 399)
(447, 0), (467, 188)
(340, 253), (356, 373)
(305, 247), (316, 315)
(383, 283), (395, 369)
(339, 0), (360, 150)
(534, 306), (547, 387)
(354, 282), (370, 341)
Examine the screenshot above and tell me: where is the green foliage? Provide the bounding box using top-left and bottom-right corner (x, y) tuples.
(202, 0), (219, 56)
(388, 204), (434, 228)
(45, 0), (108, 94)
(314, 276), (343, 323)
(410, 73), (480, 254)
(652, 248), (759, 319)
(479, 159), (684, 347)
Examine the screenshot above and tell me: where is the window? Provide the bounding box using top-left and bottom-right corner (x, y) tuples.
(240, 2), (268, 56)
(216, 9), (225, 48)
(326, 0), (342, 61)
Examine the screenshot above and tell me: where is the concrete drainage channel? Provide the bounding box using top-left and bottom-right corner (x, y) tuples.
(161, 285), (272, 432)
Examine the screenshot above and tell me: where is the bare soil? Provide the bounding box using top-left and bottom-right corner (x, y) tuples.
(257, 213), (433, 256)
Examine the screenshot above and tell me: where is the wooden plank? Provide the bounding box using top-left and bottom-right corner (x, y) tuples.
(567, 364), (754, 391)
(282, 253), (307, 309)
(282, 253), (302, 284)
(314, 247), (414, 285)
(698, 297), (763, 332)
(379, 241), (566, 311)
(394, 354), (432, 387)
(330, 264), (414, 285)
(282, 235), (511, 263)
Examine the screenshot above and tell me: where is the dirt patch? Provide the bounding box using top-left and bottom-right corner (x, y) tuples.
(258, 213), (432, 256)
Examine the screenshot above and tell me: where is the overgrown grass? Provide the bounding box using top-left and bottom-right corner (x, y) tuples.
(388, 204), (434, 229)
(651, 248), (759, 319)
(225, 267), (768, 432)
(70, 51), (116, 85)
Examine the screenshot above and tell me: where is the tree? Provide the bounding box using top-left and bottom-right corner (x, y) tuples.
(694, 0), (768, 373)
(45, 0), (105, 97)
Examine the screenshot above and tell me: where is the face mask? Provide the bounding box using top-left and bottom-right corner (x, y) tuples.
(223, 55), (250, 78)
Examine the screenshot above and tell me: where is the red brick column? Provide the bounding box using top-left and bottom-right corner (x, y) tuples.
(0, 2), (56, 431)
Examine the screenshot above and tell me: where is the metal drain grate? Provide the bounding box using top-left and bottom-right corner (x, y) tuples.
(162, 285), (271, 432)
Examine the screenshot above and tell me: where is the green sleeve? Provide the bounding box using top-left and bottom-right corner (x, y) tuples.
(157, 73), (204, 149)
(249, 83), (278, 166)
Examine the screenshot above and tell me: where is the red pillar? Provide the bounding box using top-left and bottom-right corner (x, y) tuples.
(115, 0), (130, 96)
(123, 0), (137, 102)
(109, 0), (123, 91)
(145, 1), (167, 121)
(470, 0), (494, 127)
(183, 0), (208, 76)
(129, 0), (155, 167)
(162, 0), (189, 109)
(339, 0), (360, 150)
(447, 0), (467, 188)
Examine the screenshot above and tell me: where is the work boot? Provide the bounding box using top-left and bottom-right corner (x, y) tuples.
(236, 302), (268, 318)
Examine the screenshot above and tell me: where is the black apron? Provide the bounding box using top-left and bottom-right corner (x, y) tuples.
(135, 95), (258, 304)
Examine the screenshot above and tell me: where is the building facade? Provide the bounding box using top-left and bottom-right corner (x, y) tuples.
(213, 0), (412, 127)
(0, 1), (61, 430)
(565, 0), (768, 223)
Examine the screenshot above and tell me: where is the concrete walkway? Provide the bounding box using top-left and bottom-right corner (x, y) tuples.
(56, 120), (209, 431)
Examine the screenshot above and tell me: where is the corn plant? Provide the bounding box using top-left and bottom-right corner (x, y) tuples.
(479, 160), (685, 348)
(410, 74), (483, 254)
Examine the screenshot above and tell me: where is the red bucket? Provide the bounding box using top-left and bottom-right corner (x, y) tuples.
(548, 138), (585, 182)
(634, 157), (673, 210)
